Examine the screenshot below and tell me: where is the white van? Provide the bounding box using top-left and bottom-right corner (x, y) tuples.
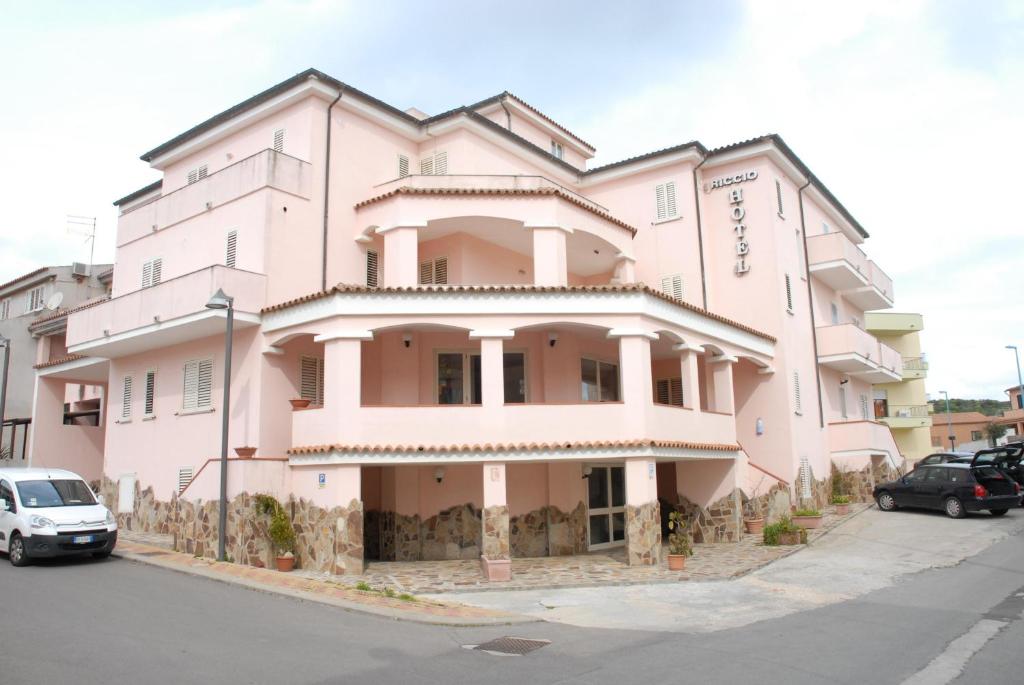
(0, 468), (117, 567)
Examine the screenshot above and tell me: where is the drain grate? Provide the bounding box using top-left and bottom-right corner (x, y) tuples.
(470, 637), (550, 656)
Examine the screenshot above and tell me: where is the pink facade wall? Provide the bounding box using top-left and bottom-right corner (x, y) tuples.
(30, 377), (105, 483)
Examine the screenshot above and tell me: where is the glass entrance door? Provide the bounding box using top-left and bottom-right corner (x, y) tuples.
(587, 465), (626, 549)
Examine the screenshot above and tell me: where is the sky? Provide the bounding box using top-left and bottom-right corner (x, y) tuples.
(0, 0), (1021, 400)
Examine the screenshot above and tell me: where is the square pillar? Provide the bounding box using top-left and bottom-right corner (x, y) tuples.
(470, 330), (515, 408)
(709, 355), (737, 414)
(322, 334), (371, 412)
(381, 225), (420, 287)
(674, 344), (703, 413)
(624, 457), (661, 566)
(481, 462), (511, 581)
(610, 330), (655, 434)
(612, 256), (636, 284)
(531, 226), (568, 286)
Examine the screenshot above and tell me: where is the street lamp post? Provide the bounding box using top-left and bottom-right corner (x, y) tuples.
(205, 289), (234, 562)
(939, 390), (954, 449)
(1007, 345), (1023, 411)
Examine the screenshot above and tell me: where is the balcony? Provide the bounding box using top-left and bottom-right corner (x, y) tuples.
(828, 420), (902, 460)
(816, 324), (902, 383)
(901, 356), (928, 380)
(66, 265), (265, 358)
(876, 404), (933, 430)
(369, 174), (609, 214)
(117, 149), (313, 244)
(806, 233), (893, 310)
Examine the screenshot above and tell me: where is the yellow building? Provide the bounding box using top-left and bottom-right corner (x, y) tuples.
(865, 312), (933, 462)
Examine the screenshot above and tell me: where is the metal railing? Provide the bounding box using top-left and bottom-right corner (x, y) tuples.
(881, 404), (930, 419)
(902, 356), (929, 371)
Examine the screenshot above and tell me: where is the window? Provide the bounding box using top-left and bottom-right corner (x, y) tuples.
(182, 359), (213, 411)
(0, 299), (9, 320)
(655, 377), (684, 407)
(785, 274), (794, 312)
(550, 140), (564, 159)
(141, 258), (162, 288)
(971, 430), (983, 442)
(775, 179), (785, 216)
(655, 181), (678, 221)
(366, 249), (379, 288)
(186, 164), (208, 185)
(26, 286), (45, 312)
(793, 371), (802, 415)
(581, 358), (619, 402)
(860, 394), (870, 420)
(419, 256), (448, 285)
(225, 230), (237, 269)
(839, 384), (848, 419)
(436, 352), (480, 405)
(587, 465), (626, 549)
(299, 356), (325, 405)
(397, 154), (410, 178)
(121, 376), (133, 419)
(419, 151), (447, 175)
(144, 371), (156, 417)
(273, 128), (285, 153)
(660, 274), (683, 301)
(830, 303), (839, 325)
(0, 480), (15, 513)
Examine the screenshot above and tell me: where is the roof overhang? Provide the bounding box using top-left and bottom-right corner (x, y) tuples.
(36, 355), (109, 384)
(67, 310), (260, 358)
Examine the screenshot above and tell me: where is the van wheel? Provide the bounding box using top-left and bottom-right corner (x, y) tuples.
(8, 533), (29, 567)
(989, 509), (1009, 517)
(876, 492), (897, 511)
(945, 497), (966, 519)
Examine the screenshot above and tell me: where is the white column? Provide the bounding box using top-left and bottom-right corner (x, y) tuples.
(531, 226), (569, 286)
(674, 343), (704, 413)
(612, 255), (637, 284)
(708, 355), (737, 414)
(381, 225), (420, 287)
(470, 330), (514, 408)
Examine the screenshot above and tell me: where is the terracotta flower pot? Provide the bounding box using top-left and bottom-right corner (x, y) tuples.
(289, 398), (311, 410)
(776, 531), (803, 545)
(234, 446), (257, 459)
(744, 517), (765, 534)
(275, 555), (295, 572)
(792, 515), (823, 529)
(667, 554), (687, 571)
(834, 503), (850, 515)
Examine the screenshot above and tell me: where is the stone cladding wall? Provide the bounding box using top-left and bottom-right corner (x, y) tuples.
(625, 500), (661, 566)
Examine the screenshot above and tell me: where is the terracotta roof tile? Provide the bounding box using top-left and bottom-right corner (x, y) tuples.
(0, 267), (50, 293)
(34, 354), (86, 370)
(501, 92), (595, 151)
(354, 186), (637, 235)
(289, 439), (741, 456)
(29, 295), (110, 328)
(261, 283), (776, 343)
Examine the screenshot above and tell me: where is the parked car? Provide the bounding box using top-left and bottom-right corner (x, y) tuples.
(874, 459), (1022, 518)
(972, 442), (1024, 500)
(917, 451), (975, 466)
(0, 468), (117, 567)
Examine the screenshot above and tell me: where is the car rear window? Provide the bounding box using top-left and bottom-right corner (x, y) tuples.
(17, 480), (97, 508)
(973, 466), (1004, 480)
(947, 469), (968, 483)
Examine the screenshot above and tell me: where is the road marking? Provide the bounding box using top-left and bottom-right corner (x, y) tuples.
(900, 618), (1006, 685)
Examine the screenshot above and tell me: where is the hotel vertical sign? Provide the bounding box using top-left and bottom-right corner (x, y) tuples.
(707, 170), (758, 276)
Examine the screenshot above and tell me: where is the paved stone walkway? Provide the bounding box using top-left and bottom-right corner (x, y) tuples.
(359, 504), (869, 594)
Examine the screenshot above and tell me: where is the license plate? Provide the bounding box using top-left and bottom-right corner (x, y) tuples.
(72, 535), (94, 544)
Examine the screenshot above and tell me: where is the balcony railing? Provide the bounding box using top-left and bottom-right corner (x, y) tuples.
(816, 324), (903, 381)
(806, 232), (893, 308)
(882, 404), (930, 419)
(117, 149), (313, 245)
(902, 357), (928, 371)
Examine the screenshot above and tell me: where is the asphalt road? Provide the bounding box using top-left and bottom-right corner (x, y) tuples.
(1, 528), (1022, 685)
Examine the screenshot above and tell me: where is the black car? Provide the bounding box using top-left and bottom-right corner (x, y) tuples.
(873, 460), (1021, 518)
(972, 443), (1024, 499)
(917, 451), (975, 466)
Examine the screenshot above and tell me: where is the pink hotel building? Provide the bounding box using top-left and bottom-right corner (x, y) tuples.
(29, 68), (903, 575)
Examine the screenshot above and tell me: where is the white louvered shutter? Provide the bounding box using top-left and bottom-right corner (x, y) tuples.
(665, 181), (677, 218)
(799, 457), (812, 499)
(419, 260), (433, 285)
(142, 261), (153, 288)
(151, 258), (162, 286)
(785, 274), (793, 312)
(121, 376), (132, 419)
(366, 250), (379, 287)
(197, 359), (212, 407)
(661, 275), (683, 301)
(182, 361), (198, 410)
(398, 154), (410, 178)
(273, 129), (285, 153)
(655, 184), (667, 221)
(226, 231), (237, 268)
(197, 164), (208, 180)
(793, 371), (802, 414)
(300, 356), (319, 403)
(776, 180), (784, 215)
(434, 151), (447, 175)
(839, 385), (848, 419)
(178, 467), (194, 495)
(144, 371), (156, 416)
(860, 394), (869, 420)
(419, 156), (433, 176)
(187, 169), (198, 185)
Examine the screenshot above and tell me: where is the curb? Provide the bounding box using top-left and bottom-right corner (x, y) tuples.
(112, 548), (538, 627)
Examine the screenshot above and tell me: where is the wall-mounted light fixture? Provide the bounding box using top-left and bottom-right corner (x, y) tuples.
(756, 417), (765, 436)
(839, 378), (849, 386)
(402, 333), (413, 348)
(434, 467), (446, 484)
(548, 332), (559, 348)
(581, 465), (593, 480)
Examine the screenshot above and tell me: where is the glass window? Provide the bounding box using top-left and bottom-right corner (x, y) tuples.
(581, 358), (619, 402)
(905, 469), (925, 482)
(948, 469), (966, 483)
(17, 480), (96, 508)
(924, 468), (945, 482)
(588, 467), (609, 509)
(503, 352), (526, 403)
(599, 362), (619, 402)
(971, 430), (983, 441)
(610, 467), (625, 507)
(589, 513), (610, 546)
(437, 353), (465, 405)
(612, 512), (625, 542)
(581, 358), (599, 401)
(0, 480), (15, 513)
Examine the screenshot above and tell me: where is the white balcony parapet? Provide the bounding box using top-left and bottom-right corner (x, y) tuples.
(371, 174), (610, 213)
(806, 233), (894, 309)
(816, 323), (902, 383)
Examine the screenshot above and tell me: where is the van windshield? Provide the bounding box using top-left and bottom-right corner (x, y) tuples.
(17, 480), (97, 508)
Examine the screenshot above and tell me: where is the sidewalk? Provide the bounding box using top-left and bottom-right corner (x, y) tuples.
(112, 538), (534, 627)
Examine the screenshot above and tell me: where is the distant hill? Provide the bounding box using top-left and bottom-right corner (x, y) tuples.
(928, 399), (1011, 417)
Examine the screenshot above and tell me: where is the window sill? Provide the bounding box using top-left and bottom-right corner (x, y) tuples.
(175, 407), (215, 417)
(115, 418), (132, 424)
(142, 415), (157, 422)
(652, 216), (682, 226)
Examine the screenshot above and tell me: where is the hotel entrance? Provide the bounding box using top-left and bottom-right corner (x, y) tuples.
(586, 464), (626, 550)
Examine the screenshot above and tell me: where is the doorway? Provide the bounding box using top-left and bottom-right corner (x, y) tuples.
(587, 464), (625, 549)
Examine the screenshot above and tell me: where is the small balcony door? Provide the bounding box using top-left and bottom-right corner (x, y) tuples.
(587, 464), (626, 550)
(435, 351), (527, 405)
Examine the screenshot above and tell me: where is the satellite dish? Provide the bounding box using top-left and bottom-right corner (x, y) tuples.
(45, 292), (64, 311)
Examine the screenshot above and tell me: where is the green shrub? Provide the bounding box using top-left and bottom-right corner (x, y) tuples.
(383, 586), (397, 598)
(793, 508), (821, 517)
(398, 593), (415, 602)
(830, 494), (851, 505)
(255, 494), (296, 555)
(666, 510), (693, 557)
(762, 515), (801, 545)
(355, 581), (372, 592)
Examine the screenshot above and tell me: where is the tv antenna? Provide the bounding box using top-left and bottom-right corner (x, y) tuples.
(66, 215), (97, 268)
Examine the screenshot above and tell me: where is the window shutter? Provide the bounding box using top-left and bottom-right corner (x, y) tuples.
(776, 180), (784, 215)
(785, 274), (793, 311)
(839, 385), (847, 419)
(661, 275), (683, 301)
(178, 467), (194, 495)
(182, 361), (198, 410)
(142, 261), (153, 288)
(187, 169), (198, 185)
(670, 377), (684, 406)
(434, 151), (447, 175)
(655, 184), (667, 221)
(419, 156), (433, 176)
(316, 358), (325, 405)
(366, 250), (379, 287)
(419, 260), (433, 285)
(655, 378), (670, 404)
(151, 258), (162, 286)
(860, 394), (869, 420)
(121, 376), (133, 419)
(433, 256), (448, 284)
(144, 371), (156, 416)
(300, 356), (320, 403)
(665, 181), (677, 218)
(197, 164), (208, 180)
(799, 457), (812, 499)
(197, 359), (212, 407)
(0, 299), (8, 320)
(273, 129), (285, 153)
(793, 371), (802, 414)
(398, 154), (410, 178)
(226, 231), (237, 269)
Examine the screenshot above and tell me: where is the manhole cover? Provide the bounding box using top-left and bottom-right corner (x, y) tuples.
(469, 637), (550, 656)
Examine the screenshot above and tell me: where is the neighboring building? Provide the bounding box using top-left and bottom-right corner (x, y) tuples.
(33, 69), (905, 575)
(996, 385), (1024, 440)
(865, 312), (932, 462)
(928, 411), (991, 451)
(0, 265), (111, 463)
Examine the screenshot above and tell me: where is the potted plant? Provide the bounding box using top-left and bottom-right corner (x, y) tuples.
(255, 494), (297, 571)
(831, 494), (851, 515)
(763, 515), (804, 546)
(666, 510), (693, 570)
(234, 446), (257, 459)
(289, 398), (311, 410)
(792, 508), (823, 529)
(742, 475), (766, 534)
